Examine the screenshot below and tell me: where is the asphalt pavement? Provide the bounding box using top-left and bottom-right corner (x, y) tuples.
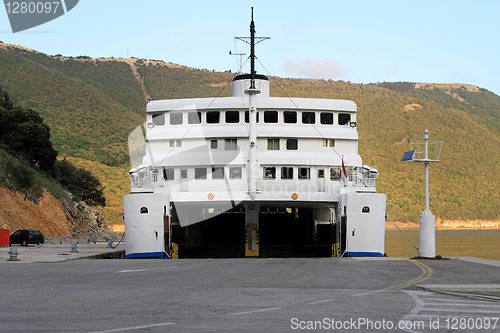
(1, 245), (500, 332)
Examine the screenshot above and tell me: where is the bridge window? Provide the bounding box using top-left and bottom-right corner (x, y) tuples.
(188, 111), (201, 124)
(195, 168), (207, 179)
(210, 139), (218, 149)
(225, 139), (237, 150)
(206, 111), (220, 124)
(212, 167), (224, 179)
(163, 168), (174, 181)
(283, 111), (297, 123)
(320, 112), (334, 125)
(225, 111), (240, 123)
(181, 169), (188, 179)
(281, 167), (293, 179)
(264, 111), (278, 123)
(264, 167), (276, 179)
(330, 167), (341, 180)
(322, 139), (335, 147)
(267, 139), (279, 150)
(339, 113), (351, 126)
(286, 138), (298, 150)
(245, 111), (259, 123)
(318, 169), (325, 179)
(152, 113), (165, 126)
(230, 167), (242, 179)
(170, 140), (181, 147)
(298, 167), (310, 179)
(170, 112), (183, 125)
(302, 112), (315, 124)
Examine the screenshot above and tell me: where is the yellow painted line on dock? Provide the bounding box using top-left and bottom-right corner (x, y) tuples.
(384, 259), (434, 290)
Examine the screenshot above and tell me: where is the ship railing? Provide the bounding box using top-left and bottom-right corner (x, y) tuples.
(44, 231), (123, 244)
(130, 174), (376, 192)
(130, 173), (158, 188)
(347, 172), (376, 188)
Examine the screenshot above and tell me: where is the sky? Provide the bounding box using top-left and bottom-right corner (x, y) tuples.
(1, 0), (500, 96)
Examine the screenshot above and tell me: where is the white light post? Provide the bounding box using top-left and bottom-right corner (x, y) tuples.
(402, 129), (443, 258)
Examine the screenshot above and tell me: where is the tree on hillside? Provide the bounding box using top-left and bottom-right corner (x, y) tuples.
(55, 159), (106, 207)
(0, 85), (14, 110)
(0, 87), (58, 171)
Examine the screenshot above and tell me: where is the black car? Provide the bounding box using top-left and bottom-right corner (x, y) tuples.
(10, 229), (44, 246)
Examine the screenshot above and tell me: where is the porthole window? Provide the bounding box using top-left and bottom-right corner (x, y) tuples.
(264, 167), (276, 179)
(230, 167), (242, 179)
(330, 167), (341, 180)
(339, 113), (351, 126)
(225, 111), (240, 123)
(302, 112), (315, 124)
(170, 112), (183, 125)
(152, 113), (165, 126)
(281, 167), (294, 179)
(286, 138), (298, 150)
(298, 167), (310, 179)
(225, 139), (237, 150)
(267, 139), (279, 150)
(206, 111), (220, 124)
(188, 111), (201, 124)
(163, 168), (174, 181)
(320, 112), (334, 125)
(195, 168), (207, 179)
(245, 111), (259, 123)
(212, 167), (225, 179)
(283, 111), (297, 123)
(264, 111), (278, 123)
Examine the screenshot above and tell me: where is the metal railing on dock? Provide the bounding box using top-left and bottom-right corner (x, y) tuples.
(44, 231), (125, 245)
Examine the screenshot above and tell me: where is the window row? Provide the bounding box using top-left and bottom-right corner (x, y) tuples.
(267, 138), (335, 150)
(209, 139), (238, 150)
(159, 166), (344, 181)
(264, 167), (343, 180)
(151, 110), (353, 126)
(163, 167), (242, 181)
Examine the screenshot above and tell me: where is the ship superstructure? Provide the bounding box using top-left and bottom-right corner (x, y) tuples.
(124, 11), (386, 258)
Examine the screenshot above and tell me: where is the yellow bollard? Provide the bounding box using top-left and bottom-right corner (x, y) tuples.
(171, 243), (178, 259)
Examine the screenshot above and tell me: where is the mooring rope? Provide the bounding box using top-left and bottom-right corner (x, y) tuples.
(386, 214), (420, 255)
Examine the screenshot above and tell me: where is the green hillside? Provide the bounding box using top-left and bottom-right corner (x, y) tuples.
(0, 43), (499, 223)
(0, 45), (143, 165)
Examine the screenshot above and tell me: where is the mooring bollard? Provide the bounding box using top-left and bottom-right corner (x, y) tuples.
(7, 247), (20, 261)
(107, 239), (113, 248)
(71, 243), (78, 253)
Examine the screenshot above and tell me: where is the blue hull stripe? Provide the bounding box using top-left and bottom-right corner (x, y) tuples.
(125, 252), (170, 259)
(342, 251), (385, 257)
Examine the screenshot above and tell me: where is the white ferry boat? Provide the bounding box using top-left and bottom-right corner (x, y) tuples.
(124, 12), (386, 258)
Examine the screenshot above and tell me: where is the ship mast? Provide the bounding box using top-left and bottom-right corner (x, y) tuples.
(235, 8), (269, 200)
(246, 7), (259, 200)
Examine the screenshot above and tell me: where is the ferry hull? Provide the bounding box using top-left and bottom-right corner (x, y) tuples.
(340, 192), (386, 257)
(124, 193), (170, 258)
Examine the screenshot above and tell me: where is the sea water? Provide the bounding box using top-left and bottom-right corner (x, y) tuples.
(385, 229), (500, 261)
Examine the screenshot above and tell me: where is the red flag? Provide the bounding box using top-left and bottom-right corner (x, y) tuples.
(342, 159), (347, 178)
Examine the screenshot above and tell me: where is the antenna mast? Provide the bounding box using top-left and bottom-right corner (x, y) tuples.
(250, 7), (256, 88)
(229, 51), (246, 74)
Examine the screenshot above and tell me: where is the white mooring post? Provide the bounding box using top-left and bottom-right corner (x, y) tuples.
(402, 129), (443, 258)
